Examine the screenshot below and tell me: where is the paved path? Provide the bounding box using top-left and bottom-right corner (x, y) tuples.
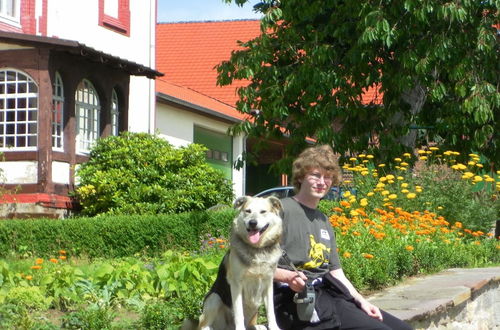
(367, 266), (500, 329)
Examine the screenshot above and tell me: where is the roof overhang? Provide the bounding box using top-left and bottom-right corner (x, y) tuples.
(156, 91), (240, 124)
(0, 31), (163, 79)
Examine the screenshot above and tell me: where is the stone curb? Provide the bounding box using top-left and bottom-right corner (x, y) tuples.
(367, 266), (500, 324)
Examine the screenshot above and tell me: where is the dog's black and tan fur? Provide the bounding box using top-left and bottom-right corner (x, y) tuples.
(183, 196), (283, 330)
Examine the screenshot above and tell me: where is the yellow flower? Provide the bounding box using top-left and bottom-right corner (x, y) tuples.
(473, 176), (483, 182)
(350, 210), (359, 217)
(400, 162), (409, 166)
(378, 164), (386, 167)
(475, 163), (483, 168)
(379, 177), (388, 182)
(388, 194), (397, 200)
(343, 252), (352, 258)
(343, 191), (352, 198)
(386, 174), (395, 180)
(367, 192), (375, 197)
(25, 275), (33, 281)
(419, 156), (428, 161)
(360, 198), (368, 207)
(366, 155), (374, 159)
(406, 193), (417, 199)
(397, 176), (404, 180)
(401, 183), (408, 188)
(401, 189), (409, 194)
(376, 182), (386, 188)
(394, 158), (402, 162)
(349, 157), (357, 162)
(361, 170), (369, 176)
(429, 147), (439, 151)
(359, 154), (366, 158)
(403, 153), (411, 158)
(381, 190), (390, 196)
(417, 150), (426, 154)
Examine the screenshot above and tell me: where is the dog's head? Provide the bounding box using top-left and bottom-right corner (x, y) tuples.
(232, 196), (283, 247)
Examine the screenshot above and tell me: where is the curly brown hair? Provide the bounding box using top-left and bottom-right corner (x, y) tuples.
(291, 144), (342, 192)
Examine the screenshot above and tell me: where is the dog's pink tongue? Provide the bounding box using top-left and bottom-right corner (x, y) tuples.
(248, 230), (261, 244)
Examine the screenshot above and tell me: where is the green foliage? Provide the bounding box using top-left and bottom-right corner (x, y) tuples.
(75, 132), (234, 216)
(219, 0), (500, 171)
(139, 300), (182, 330)
(0, 210), (234, 258)
(5, 286), (51, 311)
(61, 306), (115, 330)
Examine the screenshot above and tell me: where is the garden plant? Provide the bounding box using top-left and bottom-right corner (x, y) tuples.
(0, 147), (498, 329)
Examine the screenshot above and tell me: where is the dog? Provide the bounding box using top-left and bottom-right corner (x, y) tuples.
(183, 196), (283, 330)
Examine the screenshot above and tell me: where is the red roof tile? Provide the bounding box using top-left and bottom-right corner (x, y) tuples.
(156, 20), (261, 108)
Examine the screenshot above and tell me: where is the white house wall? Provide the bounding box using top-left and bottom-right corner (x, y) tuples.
(0, 161), (38, 184)
(52, 161), (70, 185)
(156, 102), (245, 198)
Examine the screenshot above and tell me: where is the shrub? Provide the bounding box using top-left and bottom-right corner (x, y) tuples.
(75, 132), (234, 216)
(5, 286), (51, 311)
(61, 306), (115, 330)
(139, 300), (180, 330)
(0, 210), (234, 258)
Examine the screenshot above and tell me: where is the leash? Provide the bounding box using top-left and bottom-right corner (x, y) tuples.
(281, 249), (316, 321)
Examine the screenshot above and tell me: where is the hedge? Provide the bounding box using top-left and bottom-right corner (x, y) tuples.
(0, 209), (235, 259)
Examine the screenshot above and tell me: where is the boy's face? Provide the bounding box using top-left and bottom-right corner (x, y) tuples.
(299, 168), (333, 199)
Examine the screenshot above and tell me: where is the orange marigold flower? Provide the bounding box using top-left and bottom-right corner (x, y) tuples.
(405, 245), (414, 251)
(333, 207), (344, 213)
(219, 244), (226, 249)
(35, 258), (43, 265)
(363, 253), (374, 259)
(59, 250), (66, 255)
(25, 275), (33, 281)
(59, 255), (67, 260)
(49, 258), (58, 264)
(340, 201), (351, 208)
(343, 252), (352, 258)
(31, 265), (42, 270)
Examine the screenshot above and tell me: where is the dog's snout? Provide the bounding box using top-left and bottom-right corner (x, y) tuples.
(248, 219), (258, 229)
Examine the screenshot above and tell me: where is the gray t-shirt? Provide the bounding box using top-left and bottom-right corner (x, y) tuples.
(278, 197), (341, 279)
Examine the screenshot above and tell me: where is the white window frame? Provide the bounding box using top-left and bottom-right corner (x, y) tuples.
(52, 72), (64, 150)
(110, 89), (119, 136)
(0, 0), (21, 26)
(0, 68), (38, 151)
(75, 79), (100, 154)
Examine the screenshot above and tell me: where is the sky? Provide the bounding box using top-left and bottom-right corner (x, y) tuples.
(157, 0), (262, 23)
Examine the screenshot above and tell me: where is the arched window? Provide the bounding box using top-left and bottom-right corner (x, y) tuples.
(52, 72), (64, 150)
(75, 79), (100, 153)
(110, 88), (119, 136)
(0, 69), (38, 150)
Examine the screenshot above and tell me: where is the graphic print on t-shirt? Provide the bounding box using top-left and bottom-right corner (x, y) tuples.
(302, 234), (331, 269)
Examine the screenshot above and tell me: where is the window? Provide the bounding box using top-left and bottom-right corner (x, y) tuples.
(110, 89), (119, 136)
(52, 72), (64, 150)
(75, 80), (100, 153)
(0, 0), (19, 23)
(0, 69), (38, 150)
(98, 0), (130, 35)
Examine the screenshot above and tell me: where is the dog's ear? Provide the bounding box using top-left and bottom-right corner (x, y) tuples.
(267, 196), (283, 216)
(233, 196), (249, 210)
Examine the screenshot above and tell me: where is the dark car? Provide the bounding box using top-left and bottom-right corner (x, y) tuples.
(254, 186), (352, 201)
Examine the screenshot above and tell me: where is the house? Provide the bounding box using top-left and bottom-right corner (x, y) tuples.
(156, 20), (288, 197)
(155, 20), (382, 196)
(0, 0), (161, 218)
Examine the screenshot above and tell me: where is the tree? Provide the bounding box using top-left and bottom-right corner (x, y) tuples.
(75, 132), (234, 216)
(219, 0), (499, 170)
